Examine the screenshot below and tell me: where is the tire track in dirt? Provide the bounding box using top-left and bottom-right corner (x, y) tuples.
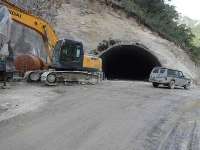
(146, 100), (200, 150)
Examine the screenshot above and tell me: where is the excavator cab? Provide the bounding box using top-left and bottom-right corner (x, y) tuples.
(51, 39), (84, 71)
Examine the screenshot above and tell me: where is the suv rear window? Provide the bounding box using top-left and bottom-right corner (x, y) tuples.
(153, 68), (159, 73)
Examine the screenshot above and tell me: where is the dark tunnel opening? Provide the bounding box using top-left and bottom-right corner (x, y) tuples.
(100, 45), (162, 81)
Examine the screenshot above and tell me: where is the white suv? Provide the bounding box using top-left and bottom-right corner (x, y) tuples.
(149, 67), (191, 89)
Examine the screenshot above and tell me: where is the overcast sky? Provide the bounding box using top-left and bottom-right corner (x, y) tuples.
(170, 0), (200, 20)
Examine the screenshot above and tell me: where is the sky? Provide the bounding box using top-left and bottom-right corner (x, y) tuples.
(170, 0), (200, 20)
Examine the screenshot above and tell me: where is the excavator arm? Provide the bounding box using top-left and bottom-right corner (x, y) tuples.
(0, 0), (59, 62)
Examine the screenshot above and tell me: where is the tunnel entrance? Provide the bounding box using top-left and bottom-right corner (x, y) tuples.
(100, 44), (162, 81)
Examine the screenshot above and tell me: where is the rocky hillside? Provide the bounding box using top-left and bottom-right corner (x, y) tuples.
(9, 0), (200, 82)
(54, 0), (200, 80)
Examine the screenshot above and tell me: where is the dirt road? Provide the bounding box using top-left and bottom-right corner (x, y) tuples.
(0, 81), (200, 150)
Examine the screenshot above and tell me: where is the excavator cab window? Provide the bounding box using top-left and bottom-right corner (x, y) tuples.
(52, 40), (84, 70)
(60, 42), (82, 62)
(76, 47), (81, 58)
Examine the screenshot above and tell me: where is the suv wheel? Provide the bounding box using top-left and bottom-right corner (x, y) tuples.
(184, 84), (190, 90)
(153, 83), (159, 88)
(168, 80), (175, 89)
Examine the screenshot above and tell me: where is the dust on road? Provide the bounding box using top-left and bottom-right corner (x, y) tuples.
(0, 81), (199, 150)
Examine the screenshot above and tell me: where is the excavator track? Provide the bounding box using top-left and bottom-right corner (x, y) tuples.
(40, 70), (103, 86)
(24, 70), (45, 82)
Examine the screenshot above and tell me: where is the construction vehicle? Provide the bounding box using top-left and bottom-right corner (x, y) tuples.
(0, 0), (103, 85)
(0, 4), (12, 86)
(29, 39), (103, 85)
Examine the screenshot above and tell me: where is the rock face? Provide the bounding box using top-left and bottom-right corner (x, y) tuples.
(9, 0), (200, 82)
(10, 22), (46, 60)
(10, 0), (62, 24)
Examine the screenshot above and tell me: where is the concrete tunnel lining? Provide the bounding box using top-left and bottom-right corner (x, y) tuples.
(100, 44), (162, 81)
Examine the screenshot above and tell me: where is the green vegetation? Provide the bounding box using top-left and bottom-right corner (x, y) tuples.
(110, 0), (200, 64)
(179, 16), (200, 47)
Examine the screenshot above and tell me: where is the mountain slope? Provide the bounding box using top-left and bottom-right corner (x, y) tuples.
(54, 0), (199, 80)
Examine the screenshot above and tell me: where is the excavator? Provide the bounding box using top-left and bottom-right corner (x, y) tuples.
(0, 0), (103, 85)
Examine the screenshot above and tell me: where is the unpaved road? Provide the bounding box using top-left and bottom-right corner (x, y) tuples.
(0, 81), (200, 150)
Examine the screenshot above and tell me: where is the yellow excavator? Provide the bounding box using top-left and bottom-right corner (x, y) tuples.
(0, 0), (103, 85)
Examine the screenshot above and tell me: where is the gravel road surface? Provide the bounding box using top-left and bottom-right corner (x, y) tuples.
(0, 81), (200, 150)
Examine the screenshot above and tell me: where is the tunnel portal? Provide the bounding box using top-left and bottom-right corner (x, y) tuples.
(100, 44), (162, 81)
